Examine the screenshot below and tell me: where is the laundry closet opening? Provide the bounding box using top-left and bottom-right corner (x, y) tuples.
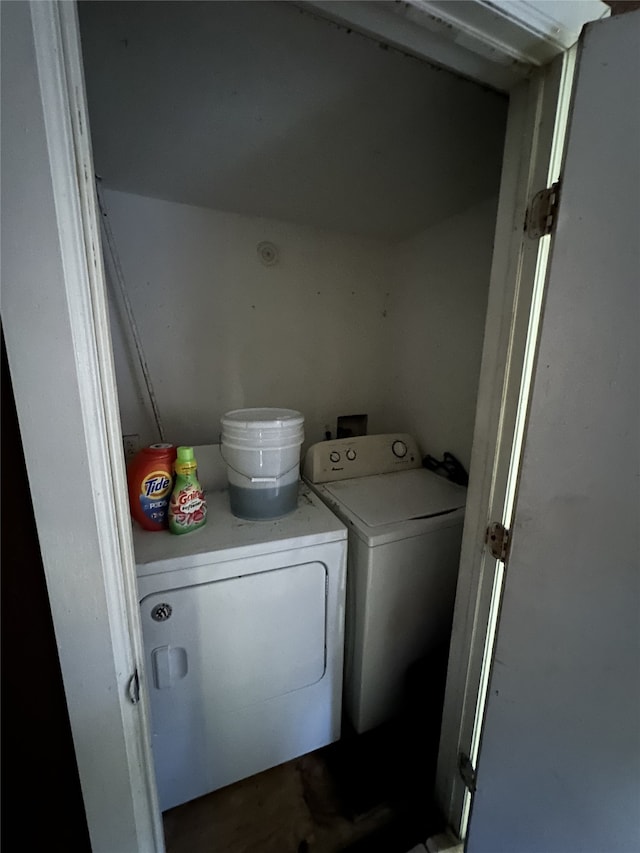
(78, 1), (508, 849)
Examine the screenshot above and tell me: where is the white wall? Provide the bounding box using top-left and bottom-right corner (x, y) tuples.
(387, 198), (498, 471)
(104, 188), (395, 451)
(82, 1), (505, 468)
(105, 189), (497, 468)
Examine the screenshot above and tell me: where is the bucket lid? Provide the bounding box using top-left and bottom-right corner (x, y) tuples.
(221, 408), (304, 430)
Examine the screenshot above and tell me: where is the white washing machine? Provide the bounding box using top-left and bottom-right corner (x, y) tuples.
(133, 479), (347, 811)
(303, 433), (467, 735)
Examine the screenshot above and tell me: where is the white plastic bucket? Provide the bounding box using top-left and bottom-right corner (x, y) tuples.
(220, 408), (305, 520)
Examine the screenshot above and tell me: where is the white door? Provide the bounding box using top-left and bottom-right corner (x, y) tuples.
(466, 10), (640, 853)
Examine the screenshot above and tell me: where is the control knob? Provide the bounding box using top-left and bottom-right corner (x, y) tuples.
(392, 440), (408, 458)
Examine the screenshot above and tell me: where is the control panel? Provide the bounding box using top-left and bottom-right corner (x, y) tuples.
(303, 433), (422, 484)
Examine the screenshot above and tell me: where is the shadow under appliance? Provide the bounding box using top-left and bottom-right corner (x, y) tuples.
(303, 433), (467, 734)
(133, 484), (347, 811)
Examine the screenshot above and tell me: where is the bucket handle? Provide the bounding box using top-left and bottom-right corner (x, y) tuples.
(218, 440), (301, 484)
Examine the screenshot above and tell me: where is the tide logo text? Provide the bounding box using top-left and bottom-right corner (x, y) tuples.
(141, 471), (172, 499)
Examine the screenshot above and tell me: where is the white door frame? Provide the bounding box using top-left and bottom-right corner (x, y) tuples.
(2, 2), (608, 851)
(2, 2), (163, 850)
(435, 45), (579, 838)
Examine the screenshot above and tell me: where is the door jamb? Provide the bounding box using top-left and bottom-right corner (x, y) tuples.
(25, 2), (164, 849)
(434, 46), (579, 839)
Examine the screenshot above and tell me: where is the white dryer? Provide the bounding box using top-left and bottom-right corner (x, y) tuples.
(303, 434), (467, 735)
(133, 482), (347, 811)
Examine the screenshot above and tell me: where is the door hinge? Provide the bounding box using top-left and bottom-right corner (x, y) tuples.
(525, 181), (561, 238)
(127, 668), (140, 705)
(486, 521), (510, 562)
(458, 751), (477, 793)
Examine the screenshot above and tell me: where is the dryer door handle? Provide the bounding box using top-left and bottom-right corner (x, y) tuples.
(151, 645), (188, 689)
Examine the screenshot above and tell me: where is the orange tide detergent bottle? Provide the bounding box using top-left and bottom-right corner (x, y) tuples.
(127, 443), (177, 531)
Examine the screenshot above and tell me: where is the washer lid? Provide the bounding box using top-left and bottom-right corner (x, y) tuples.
(323, 468), (467, 527)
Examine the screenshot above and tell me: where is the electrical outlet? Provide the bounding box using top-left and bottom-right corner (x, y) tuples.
(123, 434), (140, 461)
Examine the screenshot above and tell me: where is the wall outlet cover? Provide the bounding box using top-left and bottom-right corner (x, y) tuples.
(336, 414), (368, 438)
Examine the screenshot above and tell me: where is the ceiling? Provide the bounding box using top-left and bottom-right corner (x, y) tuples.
(79, 1), (508, 241)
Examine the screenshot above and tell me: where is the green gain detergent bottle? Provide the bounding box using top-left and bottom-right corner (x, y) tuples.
(168, 446), (207, 535)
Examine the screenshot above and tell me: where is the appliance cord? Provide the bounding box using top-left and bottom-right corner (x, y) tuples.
(95, 177), (166, 443)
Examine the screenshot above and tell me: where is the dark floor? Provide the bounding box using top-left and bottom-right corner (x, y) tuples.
(163, 711), (447, 853)
(163, 644), (451, 853)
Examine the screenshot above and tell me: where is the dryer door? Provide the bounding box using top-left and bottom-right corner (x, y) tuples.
(140, 559), (328, 810)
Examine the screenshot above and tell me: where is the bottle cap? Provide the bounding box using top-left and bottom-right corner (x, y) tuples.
(176, 446), (195, 463)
